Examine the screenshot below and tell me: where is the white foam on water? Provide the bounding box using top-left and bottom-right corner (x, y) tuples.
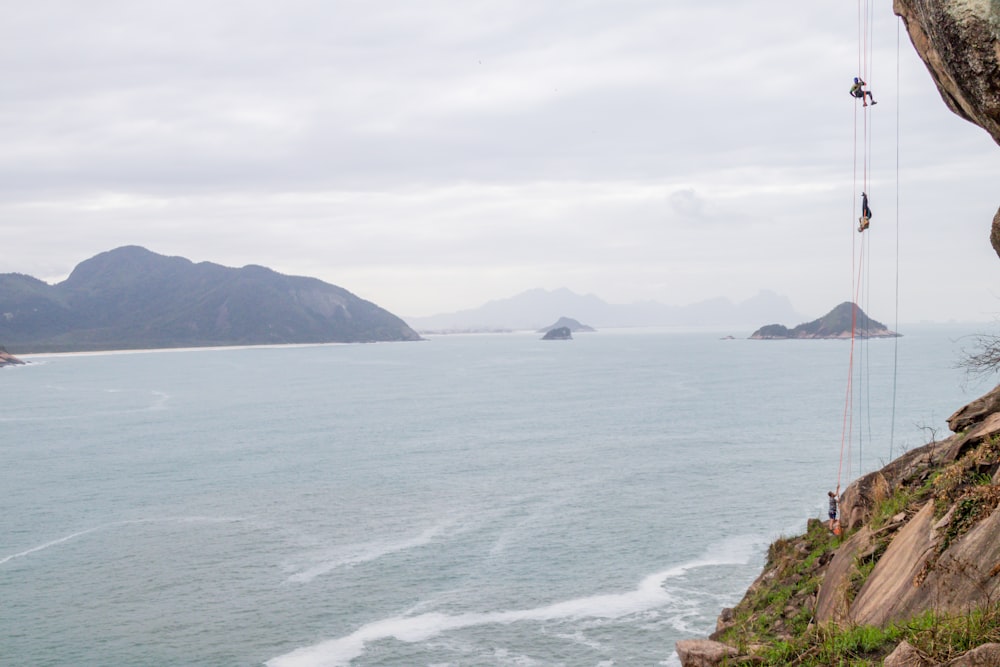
(0, 516), (248, 566)
(283, 520), (458, 584)
(267, 536), (764, 667)
(0, 526), (107, 566)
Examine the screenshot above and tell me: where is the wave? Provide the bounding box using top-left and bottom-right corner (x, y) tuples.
(0, 516), (249, 566)
(283, 522), (455, 584)
(266, 535), (765, 667)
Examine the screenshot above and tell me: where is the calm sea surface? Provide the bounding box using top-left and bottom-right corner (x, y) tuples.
(0, 326), (990, 666)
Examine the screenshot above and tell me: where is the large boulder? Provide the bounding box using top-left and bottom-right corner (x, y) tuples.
(894, 0), (1000, 143)
(884, 640), (933, 667)
(815, 525), (875, 623)
(674, 639), (738, 667)
(943, 643), (1000, 666)
(849, 502), (939, 627)
(893, 0), (1000, 257)
(0, 346), (24, 367)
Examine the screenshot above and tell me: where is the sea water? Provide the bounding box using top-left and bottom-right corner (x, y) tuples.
(0, 326), (990, 666)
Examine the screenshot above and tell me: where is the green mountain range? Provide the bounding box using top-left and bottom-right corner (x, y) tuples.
(0, 246), (421, 353)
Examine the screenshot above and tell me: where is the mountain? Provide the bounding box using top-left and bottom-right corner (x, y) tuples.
(538, 317), (595, 334)
(749, 302), (899, 339)
(0, 246), (421, 353)
(406, 288), (804, 332)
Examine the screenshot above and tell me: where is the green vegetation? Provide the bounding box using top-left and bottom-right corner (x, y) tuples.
(721, 603), (1000, 666)
(867, 486), (912, 530)
(939, 485), (1000, 554)
(716, 431), (1000, 665)
(721, 519), (838, 651)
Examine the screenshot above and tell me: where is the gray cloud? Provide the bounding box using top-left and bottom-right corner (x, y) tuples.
(1, 1), (997, 321)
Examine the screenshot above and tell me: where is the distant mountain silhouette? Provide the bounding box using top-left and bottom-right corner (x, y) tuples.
(538, 317), (595, 333)
(0, 246), (421, 353)
(750, 302), (899, 339)
(406, 288), (804, 331)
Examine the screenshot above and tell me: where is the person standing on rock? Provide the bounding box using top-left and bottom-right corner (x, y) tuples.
(828, 491), (839, 532)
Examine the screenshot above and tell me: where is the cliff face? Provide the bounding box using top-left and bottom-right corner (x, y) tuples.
(893, 0), (1000, 257)
(678, 384), (1000, 666)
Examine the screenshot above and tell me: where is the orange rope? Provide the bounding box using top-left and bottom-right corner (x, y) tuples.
(838, 0), (873, 496)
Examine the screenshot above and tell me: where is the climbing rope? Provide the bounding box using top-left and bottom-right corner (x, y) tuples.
(838, 2), (904, 492)
(838, 0), (878, 493)
(888, 15), (902, 461)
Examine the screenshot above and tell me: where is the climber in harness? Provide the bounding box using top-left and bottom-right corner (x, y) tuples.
(859, 191), (872, 232)
(828, 491), (840, 534)
(849, 77), (877, 106)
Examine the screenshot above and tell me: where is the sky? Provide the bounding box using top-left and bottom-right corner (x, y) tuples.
(2, 1), (999, 323)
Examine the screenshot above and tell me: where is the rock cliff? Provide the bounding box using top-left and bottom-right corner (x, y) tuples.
(893, 0), (1000, 257)
(677, 383), (1000, 665)
(0, 346), (25, 367)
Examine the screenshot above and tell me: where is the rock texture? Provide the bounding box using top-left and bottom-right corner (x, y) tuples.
(893, 0), (1000, 257)
(541, 326), (572, 340)
(0, 346), (25, 367)
(674, 639), (738, 667)
(680, 382), (1000, 666)
(884, 640), (933, 667)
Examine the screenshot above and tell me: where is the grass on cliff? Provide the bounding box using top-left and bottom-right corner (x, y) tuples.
(725, 602), (1000, 666)
(721, 519), (839, 648)
(720, 433), (1000, 665)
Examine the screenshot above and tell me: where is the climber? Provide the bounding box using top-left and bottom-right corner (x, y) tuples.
(859, 191), (872, 232)
(827, 491), (840, 533)
(849, 77), (877, 106)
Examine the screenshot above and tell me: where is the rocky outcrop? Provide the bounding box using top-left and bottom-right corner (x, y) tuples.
(893, 0), (1000, 257)
(0, 346), (25, 367)
(674, 639), (737, 667)
(884, 640), (933, 667)
(680, 382), (1000, 666)
(541, 326), (572, 340)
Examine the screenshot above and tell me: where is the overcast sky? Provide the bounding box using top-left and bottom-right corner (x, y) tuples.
(3, 1), (998, 323)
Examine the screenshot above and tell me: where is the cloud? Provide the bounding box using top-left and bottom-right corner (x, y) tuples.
(1, 1), (998, 321)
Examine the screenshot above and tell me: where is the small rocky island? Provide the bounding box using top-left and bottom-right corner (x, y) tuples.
(541, 326), (572, 340)
(750, 302), (898, 340)
(538, 316), (595, 334)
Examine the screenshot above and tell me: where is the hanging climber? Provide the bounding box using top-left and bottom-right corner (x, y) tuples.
(849, 77), (877, 106)
(828, 491), (840, 533)
(859, 191), (872, 232)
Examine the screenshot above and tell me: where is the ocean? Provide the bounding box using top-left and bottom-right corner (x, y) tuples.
(0, 325), (990, 666)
